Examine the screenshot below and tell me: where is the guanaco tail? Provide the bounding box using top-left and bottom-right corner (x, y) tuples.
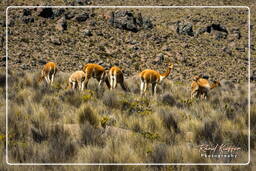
(109, 66), (129, 91)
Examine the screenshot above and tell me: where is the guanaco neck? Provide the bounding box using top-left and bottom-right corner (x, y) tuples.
(210, 82), (219, 89)
(160, 67), (172, 81)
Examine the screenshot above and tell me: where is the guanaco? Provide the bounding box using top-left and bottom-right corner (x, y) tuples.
(68, 71), (86, 91)
(109, 66), (129, 91)
(191, 76), (221, 99)
(139, 64), (174, 95)
(38, 62), (57, 86)
(82, 63), (110, 89)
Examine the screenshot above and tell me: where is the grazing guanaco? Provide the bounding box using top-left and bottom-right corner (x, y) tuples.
(38, 62), (57, 86)
(139, 64), (174, 95)
(109, 66), (129, 91)
(191, 76), (221, 99)
(68, 71), (86, 91)
(82, 63), (110, 89)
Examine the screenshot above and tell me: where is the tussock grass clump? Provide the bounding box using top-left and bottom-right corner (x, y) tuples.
(196, 120), (223, 144)
(149, 144), (168, 163)
(48, 125), (77, 162)
(102, 90), (119, 108)
(80, 122), (105, 147)
(161, 93), (176, 106)
(59, 89), (83, 107)
(42, 95), (63, 120)
(158, 108), (180, 134)
(78, 105), (99, 127)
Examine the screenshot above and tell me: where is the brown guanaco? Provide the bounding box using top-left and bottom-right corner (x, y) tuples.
(82, 63), (110, 89)
(38, 62), (57, 86)
(109, 66), (129, 91)
(139, 64), (174, 95)
(68, 71), (86, 91)
(191, 76), (221, 99)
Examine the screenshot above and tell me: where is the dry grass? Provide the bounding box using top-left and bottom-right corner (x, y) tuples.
(0, 71), (249, 167)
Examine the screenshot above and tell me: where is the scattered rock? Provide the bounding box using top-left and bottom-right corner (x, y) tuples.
(109, 10), (153, 32)
(21, 64), (30, 70)
(211, 24), (228, 33)
(22, 16), (34, 24)
(1, 56), (6, 62)
(223, 47), (232, 56)
(251, 70), (256, 82)
(215, 32), (227, 40)
(7, 19), (14, 27)
(55, 16), (67, 31)
(53, 9), (65, 18)
(176, 21), (194, 36)
(230, 28), (241, 39)
(75, 13), (89, 22)
(197, 24), (228, 37)
(153, 53), (164, 64)
(23, 8), (31, 16)
(83, 29), (92, 36)
(50, 37), (61, 45)
(71, 0), (92, 5)
(236, 47), (245, 52)
(38, 60), (47, 65)
(65, 11), (76, 19)
(37, 8), (54, 18)
(161, 45), (171, 51)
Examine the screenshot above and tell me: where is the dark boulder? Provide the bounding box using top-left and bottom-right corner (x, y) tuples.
(176, 22), (194, 36)
(23, 8), (31, 16)
(211, 24), (228, 33)
(56, 16), (67, 31)
(65, 11), (76, 19)
(75, 13), (89, 22)
(53, 9), (65, 18)
(251, 70), (256, 82)
(215, 32), (227, 40)
(22, 16), (34, 24)
(197, 23), (228, 37)
(109, 10), (153, 32)
(83, 29), (92, 36)
(37, 8), (54, 18)
(38, 60), (47, 65)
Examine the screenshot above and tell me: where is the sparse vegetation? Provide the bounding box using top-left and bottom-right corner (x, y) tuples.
(2, 71), (249, 166)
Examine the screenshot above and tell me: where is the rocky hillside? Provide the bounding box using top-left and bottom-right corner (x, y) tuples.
(3, 7), (250, 83)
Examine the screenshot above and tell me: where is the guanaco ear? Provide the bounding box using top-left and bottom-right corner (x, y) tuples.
(192, 76), (200, 81)
(168, 64), (174, 68)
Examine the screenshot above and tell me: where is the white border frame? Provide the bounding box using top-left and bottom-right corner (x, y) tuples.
(5, 6), (251, 166)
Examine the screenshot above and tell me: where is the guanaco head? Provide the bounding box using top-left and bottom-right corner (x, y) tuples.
(212, 80), (221, 88)
(192, 76), (200, 81)
(168, 64), (174, 69)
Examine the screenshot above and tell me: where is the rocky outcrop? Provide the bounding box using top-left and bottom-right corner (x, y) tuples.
(109, 10), (153, 32)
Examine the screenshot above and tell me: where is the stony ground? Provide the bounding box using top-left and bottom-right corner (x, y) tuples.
(1, 4), (253, 83)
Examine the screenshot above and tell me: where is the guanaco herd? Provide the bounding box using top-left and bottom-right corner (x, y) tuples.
(39, 62), (221, 99)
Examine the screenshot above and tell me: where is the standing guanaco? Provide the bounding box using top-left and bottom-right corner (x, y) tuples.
(109, 66), (129, 91)
(82, 63), (110, 89)
(68, 71), (86, 91)
(139, 64), (174, 95)
(38, 62), (57, 86)
(191, 76), (221, 99)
